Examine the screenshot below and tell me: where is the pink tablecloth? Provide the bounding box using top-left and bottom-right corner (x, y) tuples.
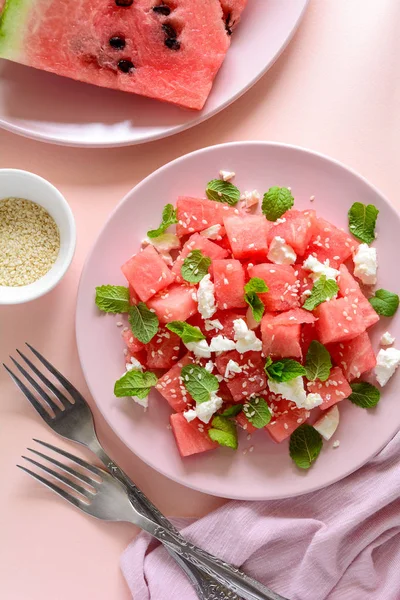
(1, 1), (400, 599)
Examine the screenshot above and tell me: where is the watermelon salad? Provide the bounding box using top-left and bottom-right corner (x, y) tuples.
(95, 173), (400, 470)
(0, 0), (247, 110)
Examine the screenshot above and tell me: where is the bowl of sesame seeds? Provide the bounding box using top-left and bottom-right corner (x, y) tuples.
(0, 169), (76, 304)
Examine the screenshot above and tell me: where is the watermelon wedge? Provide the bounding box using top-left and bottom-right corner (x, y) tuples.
(0, 0), (246, 110)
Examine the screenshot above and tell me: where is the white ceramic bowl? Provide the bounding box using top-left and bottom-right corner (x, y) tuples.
(0, 169), (76, 304)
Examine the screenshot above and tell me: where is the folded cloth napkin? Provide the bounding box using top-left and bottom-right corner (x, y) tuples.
(121, 431), (400, 600)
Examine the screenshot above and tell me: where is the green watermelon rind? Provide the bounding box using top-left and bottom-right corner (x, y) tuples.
(0, 0), (32, 58)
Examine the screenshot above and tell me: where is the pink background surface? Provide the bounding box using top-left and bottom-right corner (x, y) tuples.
(0, 1), (399, 598)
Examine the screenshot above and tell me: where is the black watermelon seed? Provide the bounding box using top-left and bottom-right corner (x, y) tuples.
(118, 59), (135, 73)
(109, 36), (126, 49)
(153, 5), (171, 16)
(115, 0), (133, 6)
(165, 37), (180, 50)
(162, 23), (177, 39)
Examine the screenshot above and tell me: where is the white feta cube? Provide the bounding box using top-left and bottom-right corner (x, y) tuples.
(267, 236), (297, 265)
(303, 255), (339, 281)
(375, 347), (400, 386)
(353, 243), (377, 285)
(380, 331), (395, 346)
(197, 274), (217, 319)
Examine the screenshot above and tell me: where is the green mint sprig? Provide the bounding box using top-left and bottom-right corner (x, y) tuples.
(181, 250), (212, 284)
(262, 186), (294, 221)
(265, 357), (306, 383)
(348, 382), (380, 408)
(208, 415), (238, 449)
(289, 424), (323, 470)
(243, 397), (271, 428)
(244, 277), (269, 322)
(348, 202), (379, 244)
(147, 204), (178, 239)
(369, 289), (399, 317)
(95, 285), (130, 313)
(128, 302), (159, 344)
(166, 321), (206, 344)
(206, 179), (240, 206)
(114, 370), (157, 398)
(304, 340), (332, 382)
(181, 365), (219, 404)
(303, 276), (339, 311)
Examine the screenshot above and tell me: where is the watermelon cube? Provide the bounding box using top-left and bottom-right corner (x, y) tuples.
(315, 298), (366, 345)
(215, 350), (266, 401)
(170, 413), (218, 457)
(272, 308), (317, 326)
(261, 313), (302, 359)
(176, 197), (235, 238)
(223, 214), (270, 261)
(267, 209), (316, 256)
(147, 283), (197, 324)
(300, 322), (318, 356)
(235, 411), (257, 434)
(121, 245), (174, 303)
(307, 366), (352, 409)
(146, 328), (181, 370)
(122, 328), (144, 354)
(156, 354), (195, 412)
(338, 264), (379, 329)
(172, 233), (228, 283)
(328, 332), (377, 381)
(305, 217), (359, 268)
(265, 395), (307, 443)
(213, 259), (247, 310)
(248, 263), (300, 312)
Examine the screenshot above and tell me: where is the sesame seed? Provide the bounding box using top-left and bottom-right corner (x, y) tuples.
(232, 237), (238, 243)
(310, 195), (315, 201)
(283, 423), (289, 430)
(223, 303), (228, 309)
(116, 321), (123, 327)
(343, 328), (349, 334)
(249, 446), (254, 452)
(202, 219), (208, 225)
(248, 243), (255, 248)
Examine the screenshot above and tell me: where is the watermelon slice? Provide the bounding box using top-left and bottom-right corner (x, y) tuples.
(223, 215), (271, 261)
(328, 332), (377, 381)
(315, 297), (366, 345)
(248, 263), (300, 312)
(176, 197), (236, 237)
(307, 366), (352, 409)
(121, 245), (174, 302)
(213, 259), (247, 310)
(261, 313), (302, 359)
(145, 327), (181, 369)
(170, 413), (218, 457)
(147, 282), (198, 324)
(0, 0), (246, 110)
(172, 233), (228, 283)
(337, 264), (379, 329)
(305, 217), (358, 268)
(267, 209), (316, 257)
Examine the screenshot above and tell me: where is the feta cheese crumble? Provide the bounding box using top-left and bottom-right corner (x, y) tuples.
(183, 392), (223, 424)
(375, 347), (400, 386)
(267, 236), (297, 265)
(185, 339), (211, 359)
(219, 170), (235, 181)
(204, 319), (224, 332)
(233, 318), (262, 353)
(353, 243), (377, 285)
(142, 233), (180, 267)
(301, 392), (323, 410)
(267, 376), (307, 408)
(204, 360), (215, 373)
(224, 359), (242, 379)
(126, 356), (144, 372)
(197, 274), (217, 319)
(200, 224), (223, 240)
(209, 335), (236, 353)
(303, 255), (340, 282)
(380, 331), (395, 346)
(332, 440), (340, 448)
(240, 190), (260, 210)
(313, 405), (340, 440)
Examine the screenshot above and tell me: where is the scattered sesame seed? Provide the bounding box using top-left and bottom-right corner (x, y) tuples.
(116, 321), (123, 327)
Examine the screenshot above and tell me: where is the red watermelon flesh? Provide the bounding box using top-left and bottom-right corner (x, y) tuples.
(215, 350), (266, 401)
(266, 394), (307, 443)
(328, 332), (377, 381)
(171, 233), (228, 282)
(121, 245), (174, 302)
(220, 0), (248, 31)
(248, 263), (300, 312)
(315, 297), (366, 345)
(145, 327), (181, 369)
(305, 217), (358, 268)
(235, 410), (257, 434)
(272, 308), (317, 326)
(176, 197), (236, 237)
(128, 284), (139, 305)
(188, 309), (246, 339)
(0, 0), (243, 110)
(307, 366), (352, 409)
(267, 210), (316, 257)
(300, 322), (318, 356)
(170, 413), (218, 457)
(261, 313), (302, 359)
(213, 259), (247, 309)
(147, 283), (197, 324)
(337, 264), (379, 329)
(122, 328), (144, 354)
(223, 214), (271, 261)
(156, 353), (195, 412)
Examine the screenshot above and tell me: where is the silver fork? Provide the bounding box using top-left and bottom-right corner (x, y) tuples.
(5, 345), (286, 600)
(18, 440), (286, 600)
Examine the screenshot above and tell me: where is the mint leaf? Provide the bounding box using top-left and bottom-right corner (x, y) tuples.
(95, 285), (130, 313)
(303, 276), (339, 311)
(265, 358), (306, 382)
(262, 186), (294, 221)
(221, 404), (244, 418)
(369, 289), (399, 317)
(181, 365), (219, 404)
(208, 415), (238, 449)
(244, 277), (269, 294)
(348, 382), (380, 408)
(243, 397), (271, 428)
(181, 250), (212, 284)
(114, 370), (157, 399)
(206, 179), (240, 206)
(147, 204), (178, 238)
(166, 321), (206, 344)
(289, 424), (322, 470)
(348, 202), (379, 244)
(244, 277), (268, 322)
(305, 340), (332, 382)
(128, 302), (159, 344)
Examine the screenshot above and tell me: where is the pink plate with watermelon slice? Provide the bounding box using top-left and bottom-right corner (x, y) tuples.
(0, 0), (309, 147)
(76, 141), (400, 500)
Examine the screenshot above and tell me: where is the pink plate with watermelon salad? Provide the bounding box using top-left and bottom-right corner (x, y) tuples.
(76, 142), (400, 500)
(0, 0), (309, 147)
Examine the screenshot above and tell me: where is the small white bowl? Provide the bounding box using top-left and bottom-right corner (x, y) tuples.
(0, 169), (76, 304)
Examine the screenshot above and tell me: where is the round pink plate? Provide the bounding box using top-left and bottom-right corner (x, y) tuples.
(76, 142), (400, 500)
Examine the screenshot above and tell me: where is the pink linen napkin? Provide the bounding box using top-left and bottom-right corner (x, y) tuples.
(121, 431), (400, 600)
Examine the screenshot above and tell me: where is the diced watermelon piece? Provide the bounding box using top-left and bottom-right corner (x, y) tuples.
(213, 234), (232, 253)
(188, 309), (246, 339)
(305, 217), (359, 268)
(267, 210), (316, 256)
(128, 284), (139, 305)
(122, 328), (144, 354)
(170, 413), (218, 457)
(337, 264), (379, 329)
(121, 245), (174, 303)
(307, 366), (352, 409)
(147, 283), (198, 324)
(172, 233), (228, 283)
(215, 350), (266, 401)
(300, 322), (318, 356)
(145, 328), (181, 370)
(156, 354), (195, 412)
(235, 411), (257, 434)
(265, 395), (307, 443)
(176, 197), (235, 237)
(220, 0), (248, 29)
(213, 259), (247, 309)
(272, 308), (317, 325)
(328, 332), (377, 381)
(223, 215), (270, 261)
(315, 297), (366, 345)
(248, 263), (300, 312)
(125, 349), (147, 368)
(261, 313), (301, 359)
